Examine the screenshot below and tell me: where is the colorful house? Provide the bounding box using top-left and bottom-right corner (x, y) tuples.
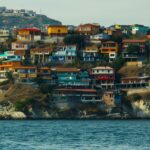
(100, 41), (118, 62)
(17, 28), (41, 42)
(15, 66), (37, 83)
(115, 76), (149, 89)
(51, 67), (91, 88)
(11, 42), (31, 59)
(80, 45), (100, 62)
(0, 59), (22, 82)
(90, 66), (115, 90)
(122, 39), (147, 54)
(53, 88), (102, 104)
(30, 47), (52, 65)
(77, 23), (100, 35)
(131, 24), (149, 36)
(11, 42), (30, 50)
(0, 29), (10, 43)
(0, 51), (15, 59)
(50, 45), (77, 63)
(100, 41), (119, 54)
(37, 67), (55, 85)
(47, 25), (68, 37)
(90, 33), (110, 43)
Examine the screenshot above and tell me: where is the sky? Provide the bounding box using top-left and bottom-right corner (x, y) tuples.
(0, 0), (150, 27)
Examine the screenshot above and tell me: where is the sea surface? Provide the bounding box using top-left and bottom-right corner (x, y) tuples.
(0, 120), (150, 150)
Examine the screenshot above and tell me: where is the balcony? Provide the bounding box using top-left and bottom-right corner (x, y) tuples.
(28, 73), (37, 78)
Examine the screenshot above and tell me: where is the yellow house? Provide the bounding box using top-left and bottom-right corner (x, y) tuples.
(104, 29), (113, 35)
(47, 25), (68, 36)
(85, 45), (99, 53)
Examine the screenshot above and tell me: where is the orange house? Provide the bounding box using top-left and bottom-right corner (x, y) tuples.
(100, 41), (119, 54)
(0, 60), (21, 72)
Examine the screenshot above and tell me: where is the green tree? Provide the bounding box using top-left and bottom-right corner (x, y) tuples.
(63, 34), (85, 49)
(5, 71), (14, 83)
(111, 55), (125, 70)
(126, 45), (140, 53)
(130, 93), (142, 102)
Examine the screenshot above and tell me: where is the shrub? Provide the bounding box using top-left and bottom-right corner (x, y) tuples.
(130, 93), (142, 102)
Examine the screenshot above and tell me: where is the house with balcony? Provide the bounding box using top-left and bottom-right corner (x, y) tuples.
(52, 88), (102, 106)
(0, 29), (10, 43)
(115, 76), (150, 89)
(47, 25), (68, 37)
(11, 42), (31, 60)
(90, 33), (110, 43)
(90, 66), (115, 90)
(122, 52), (139, 62)
(50, 45), (77, 63)
(0, 51), (15, 60)
(17, 28), (41, 42)
(77, 23), (100, 35)
(80, 45), (100, 62)
(14, 66), (37, 84)
(51, 67), (91, 88)
(30, 47), (52, 65)
(122, 39), (147, 54)
(100, 41), (119, 62)
(100, 41), (119, 54)
(0, 59), (22, 82)
(37, 67), (55, 85)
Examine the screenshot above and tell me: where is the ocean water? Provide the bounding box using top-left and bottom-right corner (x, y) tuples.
(0, 120), (150, 150)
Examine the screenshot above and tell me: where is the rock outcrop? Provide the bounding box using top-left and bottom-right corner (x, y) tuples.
(0, 101), (26, 119)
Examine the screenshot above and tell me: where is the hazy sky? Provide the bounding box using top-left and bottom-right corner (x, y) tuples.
(0, 0), (150, 26)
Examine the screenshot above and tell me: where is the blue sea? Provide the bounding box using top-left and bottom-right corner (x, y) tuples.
(0, 120), (150, 150)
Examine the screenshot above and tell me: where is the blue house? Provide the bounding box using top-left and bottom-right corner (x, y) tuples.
(50, 45), (77, 63)
(80, 45), (100, 62)
(51, 67), (91, 88)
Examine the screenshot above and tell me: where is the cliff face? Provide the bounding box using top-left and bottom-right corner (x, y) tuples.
(1, 84), (150, 119)
(0, 84), (119, 119)
(124, 89), (150, 118)
(0, 15), (61, 28)
(132, 100), (150, 118)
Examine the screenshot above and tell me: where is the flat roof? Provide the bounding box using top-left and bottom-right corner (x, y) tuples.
(54, 88), (97, 93)
(15, 66), (37, 69)
(18, 28), (41, 32)
(92, 66), (113, 70)
(51, 67), (80, 72)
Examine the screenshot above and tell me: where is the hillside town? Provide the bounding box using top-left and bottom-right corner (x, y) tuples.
(0, 9), (150, 119)
(0, 7), (36, 17)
